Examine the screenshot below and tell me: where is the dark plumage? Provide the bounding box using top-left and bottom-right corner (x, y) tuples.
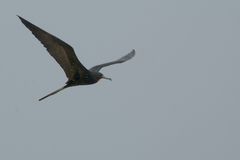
(18, 16), (135, 101)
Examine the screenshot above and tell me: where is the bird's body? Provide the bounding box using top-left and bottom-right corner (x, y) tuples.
(18, 16), (135, 101)
(66, 71), (104, 86)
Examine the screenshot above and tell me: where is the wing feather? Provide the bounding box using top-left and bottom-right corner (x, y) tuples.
(90, 49), (135, 72)
(18, 16), (88, 79)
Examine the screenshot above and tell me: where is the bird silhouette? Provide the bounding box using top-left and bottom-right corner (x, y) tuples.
(18, 16), (135, 101)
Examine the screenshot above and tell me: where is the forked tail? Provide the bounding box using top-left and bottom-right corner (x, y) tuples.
(39, 85), (69, 101)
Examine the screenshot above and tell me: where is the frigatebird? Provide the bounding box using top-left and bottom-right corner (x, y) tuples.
(18, 16), (135, 101)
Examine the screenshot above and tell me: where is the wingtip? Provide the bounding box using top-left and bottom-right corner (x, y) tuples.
(17, 15), (29, 23)
(130, 49), (136, 56)
(17, 15), (21, 19)
(17, 15), (25, 22)
(131, 49), (136, 54)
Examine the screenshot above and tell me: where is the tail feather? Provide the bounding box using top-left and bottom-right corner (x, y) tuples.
(39, 85), (68, 101)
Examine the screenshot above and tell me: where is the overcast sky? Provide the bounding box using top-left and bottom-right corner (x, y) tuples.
(0, 0), (239, 160)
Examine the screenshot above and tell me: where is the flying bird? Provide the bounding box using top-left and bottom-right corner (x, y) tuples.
(18, 16), (135, 101)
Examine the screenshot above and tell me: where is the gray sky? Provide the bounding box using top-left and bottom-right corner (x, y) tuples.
(0, 0), (239, 160)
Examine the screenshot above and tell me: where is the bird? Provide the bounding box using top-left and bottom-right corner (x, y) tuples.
(18, 16), (135, 101)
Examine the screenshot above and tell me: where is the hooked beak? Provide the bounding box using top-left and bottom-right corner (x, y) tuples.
(102, 76), (112, 81)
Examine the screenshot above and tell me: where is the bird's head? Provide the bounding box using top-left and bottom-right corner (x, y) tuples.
(99, 72), (112, 81)
(101, 75), (112, 81)
(92, 72), (112, 82)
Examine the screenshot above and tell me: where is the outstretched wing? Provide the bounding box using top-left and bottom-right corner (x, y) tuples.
(90, 49), (135, 72)
(18, 16), (89, 79)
